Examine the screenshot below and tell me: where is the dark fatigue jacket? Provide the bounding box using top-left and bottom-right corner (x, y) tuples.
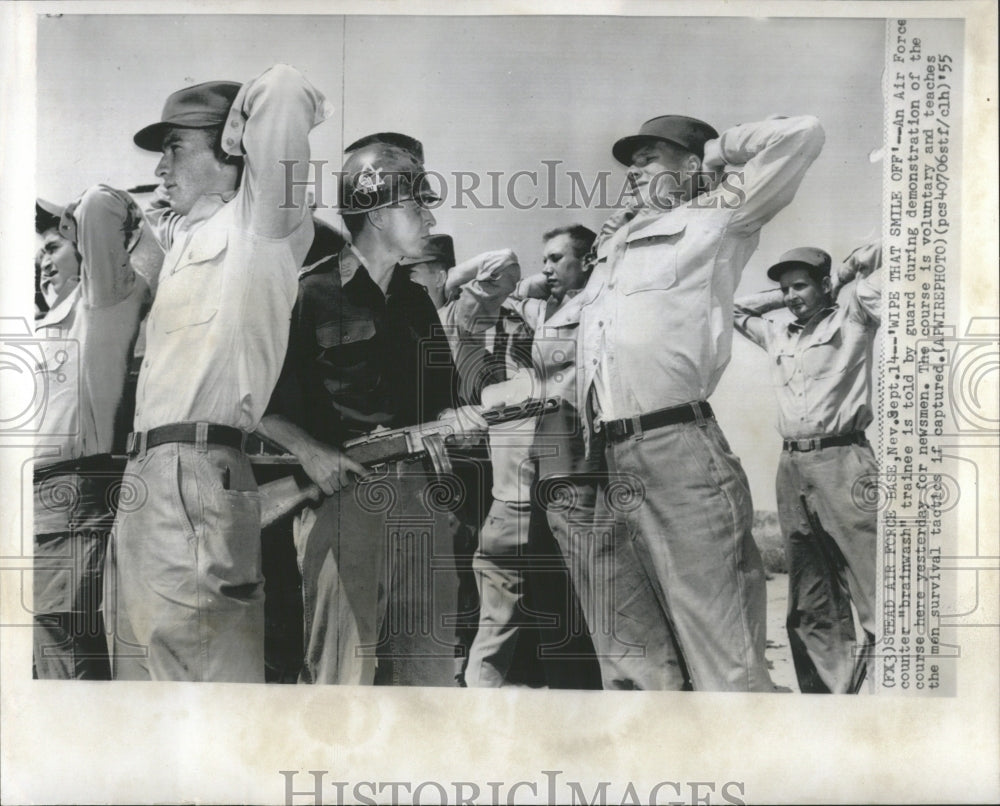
(267, 234), (461, 447)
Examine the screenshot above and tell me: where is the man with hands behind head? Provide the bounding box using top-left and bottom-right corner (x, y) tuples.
(106, 64), (331, 682)
(735, 241), (883, 693)
(578, 112), (825, 690)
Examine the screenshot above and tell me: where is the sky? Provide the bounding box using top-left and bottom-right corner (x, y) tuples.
(35, 13), (886, 508)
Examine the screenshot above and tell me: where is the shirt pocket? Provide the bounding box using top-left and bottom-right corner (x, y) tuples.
(772, 346), (799, 387)
(803, 321), (864, 380)
(620, 222), (686, 295)
(157, 227), (228, 334)
(315, 316), (377, 349)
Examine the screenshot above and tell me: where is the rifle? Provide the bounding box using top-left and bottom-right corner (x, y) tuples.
(257, 396), (559, 529)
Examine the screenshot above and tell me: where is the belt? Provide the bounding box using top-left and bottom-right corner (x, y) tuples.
(126, 422), (248, 458)
(783, 431), (868, 452)
(600, 401), (714, 442)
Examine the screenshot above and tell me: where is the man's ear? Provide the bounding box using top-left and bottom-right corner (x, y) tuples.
(367, 207), (385, 231)
(822, 275), (833, 298)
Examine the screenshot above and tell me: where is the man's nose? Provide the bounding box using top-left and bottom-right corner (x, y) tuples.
(155, 154), (169, 178)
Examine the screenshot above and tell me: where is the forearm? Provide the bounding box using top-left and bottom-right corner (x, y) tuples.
(228, 64), (332, 238)
(513, 274), (549, 300)
(449, 250), (521, 333)
(719, 115), (824, 166)
(714, 115), (825, 232)
(735, 288), (785, 316)
(854, 266), (884, 325)
(70, 185), (140, 308)
(732, 290), (781, 348)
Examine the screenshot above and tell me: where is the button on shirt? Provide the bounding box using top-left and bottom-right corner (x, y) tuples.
(134, 64), (332, 432)
(34, 185), (149, 463)
(734, 273), (882, 439)
(579, 116), (826, 420)
(267, 245), (459, 449)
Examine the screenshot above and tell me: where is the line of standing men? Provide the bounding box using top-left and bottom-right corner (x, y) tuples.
(32, 62), (882, 692)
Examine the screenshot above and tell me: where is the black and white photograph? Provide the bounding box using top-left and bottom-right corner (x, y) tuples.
(1, 1), (997, 804)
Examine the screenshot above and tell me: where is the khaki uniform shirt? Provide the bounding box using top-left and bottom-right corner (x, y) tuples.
(34, 185), (148, 463)
(579, 115), (826, 422)
(135, 64), (331, 432)
(734, 273), (882, 439)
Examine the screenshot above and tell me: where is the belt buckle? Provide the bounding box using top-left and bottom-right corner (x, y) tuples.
(795, 438), (816, 452)
(605, 420), (624, 441)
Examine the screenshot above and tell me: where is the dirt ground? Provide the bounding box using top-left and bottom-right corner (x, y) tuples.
(765, 573), (798, 693)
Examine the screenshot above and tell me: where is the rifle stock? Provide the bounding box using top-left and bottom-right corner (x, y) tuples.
(259, 475), (323, 530)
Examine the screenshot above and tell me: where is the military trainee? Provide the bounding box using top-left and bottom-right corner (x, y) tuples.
(105, 65), (331, 682)
(734, 242), (883, 693)
(578, 113), (826, 690)
(32, 188), (149, 679)
(404, 234), (523, 685)
(463, 226), (605, 688)
(518, 225), (684, 690)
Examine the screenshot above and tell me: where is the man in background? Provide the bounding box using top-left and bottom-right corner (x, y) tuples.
(734, 242), (882, 693)
(33, 187), (148, 679)
(465, 225), (601, 689)
(403, 234), (521, 685)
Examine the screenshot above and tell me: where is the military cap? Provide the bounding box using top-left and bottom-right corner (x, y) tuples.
(612, 115), (719, 166)
(345, 132), (424, 163)
(766, 247), (832, 282)
(340, 139), (439, 214)
(133, 80), (242, 152)
(399, 234), (455, 269)
(35, 199), (64, 235)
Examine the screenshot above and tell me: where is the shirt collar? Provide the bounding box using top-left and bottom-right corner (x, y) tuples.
(183, 191), (238, 228)
(35, 285), (80, 330)
(787, 303), (838, 333)
(341, 244), (411, 297)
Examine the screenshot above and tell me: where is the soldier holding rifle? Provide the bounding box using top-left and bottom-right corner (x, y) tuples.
(258, 135), (487, 685)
